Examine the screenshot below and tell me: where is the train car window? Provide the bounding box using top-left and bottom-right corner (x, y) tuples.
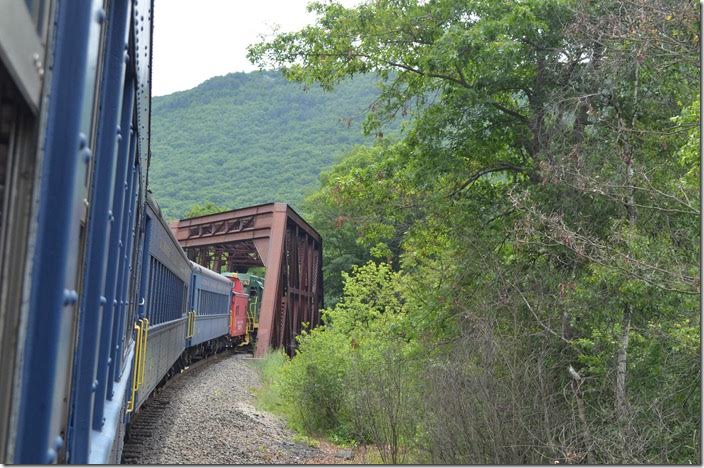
(157, 262), (164, 323)
(148, 257), (155, 319)
(0, 58), (38, 466)
(168, 270), (173, 321)
(23, 0), (51, 36)
(189, 274), (197, 308)
(0, 2), (48, 113)
(78, 2), (109, 224)
(156, 261), (163, 323)
(61, 2), (113, 460)
(146, 257), (185, 325)
(197, 290), (229, 315)
(70, 0), (108, 344)
(154, 258), (160, 321)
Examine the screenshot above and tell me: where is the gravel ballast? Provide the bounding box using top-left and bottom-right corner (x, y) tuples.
(122, 352), (321, 464)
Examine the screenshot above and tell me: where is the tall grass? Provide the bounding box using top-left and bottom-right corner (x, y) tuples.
(251, 351), (288, 415)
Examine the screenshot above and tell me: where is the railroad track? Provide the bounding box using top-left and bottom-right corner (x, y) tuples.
(121, 347), (252, 464)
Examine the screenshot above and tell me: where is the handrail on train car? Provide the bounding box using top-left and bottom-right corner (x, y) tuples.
(126, 322), (142, 413)
(139, 319), (149, 386)
(186, 311), (195, 338)
(126, 318), (149, 413)
(243, 296), (259, 345)
(228, 305), (233, 333)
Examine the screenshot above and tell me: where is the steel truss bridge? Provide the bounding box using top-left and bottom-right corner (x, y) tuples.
(170, 203), (323, 357)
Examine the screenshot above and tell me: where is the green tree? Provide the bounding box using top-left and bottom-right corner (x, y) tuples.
(184, 201), (227, 218)
(149, 71), (390, 219)
(250, 0), (700, 463)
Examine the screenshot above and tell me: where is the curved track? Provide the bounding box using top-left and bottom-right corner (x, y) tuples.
(120, 349), (319, 464)
(121, 350), (236, 463)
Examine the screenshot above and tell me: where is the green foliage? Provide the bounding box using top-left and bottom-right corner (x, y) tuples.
(149, 71), (398, 220)
(325, 262), (405, 338)
(252, 350), (288, 414)
(345, 337), (420, 464)
(302, 142), (422, 305)
(250, 0), (699, 463)
(673, 97), (701, 187)
(183, 201), (227, 218)
(277, 326), (353, 436)
(257, 262), (419, 460)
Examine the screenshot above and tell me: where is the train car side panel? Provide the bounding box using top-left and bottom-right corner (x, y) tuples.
(134, 319), (184, 410)
(189, 261), (231, 346)
(131, 198), (189, 411)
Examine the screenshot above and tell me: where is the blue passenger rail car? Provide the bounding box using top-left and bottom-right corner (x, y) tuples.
(132, 196), (191, 411)
(0, 0), (155, 463)
(188, 261), (232, 349)
(0, 1), (241, 464)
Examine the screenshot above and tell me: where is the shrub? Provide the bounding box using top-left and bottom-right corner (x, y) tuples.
(277, 327), (353, 436)
(345, 337), (420, 464)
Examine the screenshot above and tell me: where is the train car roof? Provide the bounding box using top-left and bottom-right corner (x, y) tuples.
(189, 260), (231, 284)
(145, 193), (191, 269)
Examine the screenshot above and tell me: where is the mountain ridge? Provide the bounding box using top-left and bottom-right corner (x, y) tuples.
(149, 70), (380, 220)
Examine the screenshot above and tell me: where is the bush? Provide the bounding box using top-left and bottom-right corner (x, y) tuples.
(277, 327), (353, 437)
(255, 261), (418, 453)
(345, 337), (420, 464)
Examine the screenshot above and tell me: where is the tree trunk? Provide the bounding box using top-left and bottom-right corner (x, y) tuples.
(568, 365), (594, 463)
(615, 303), (631, 421)
(616, 125), (637, 457)
(617, 152), (635, 419)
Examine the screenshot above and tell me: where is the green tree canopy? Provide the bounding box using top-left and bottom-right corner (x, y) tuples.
(183, 201), (227, 218)
(249, 0), (700, 463)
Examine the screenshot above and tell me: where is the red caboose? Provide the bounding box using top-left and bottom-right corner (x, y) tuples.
(223, 273), (250, 341)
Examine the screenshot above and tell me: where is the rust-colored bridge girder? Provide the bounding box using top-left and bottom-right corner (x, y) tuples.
(170, 203), (323, 357)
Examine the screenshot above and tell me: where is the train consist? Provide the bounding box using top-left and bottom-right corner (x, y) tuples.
(0, 0), (266, 463)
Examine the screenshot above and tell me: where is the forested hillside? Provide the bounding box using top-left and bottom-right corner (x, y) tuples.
(248, 0), (701, 464)
(149, 71), (380, 219)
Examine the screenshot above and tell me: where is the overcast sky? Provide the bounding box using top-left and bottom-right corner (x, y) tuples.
(152, 0), (359, 96)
